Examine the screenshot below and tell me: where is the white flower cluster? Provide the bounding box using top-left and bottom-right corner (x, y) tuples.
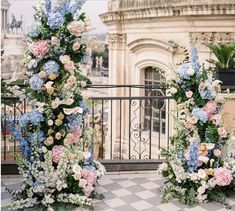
(170, 159), (187, 183)
(57, 193), (93, 206)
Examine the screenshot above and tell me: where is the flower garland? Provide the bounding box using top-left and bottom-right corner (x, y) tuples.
(6, 0), (105, 210)
(159, 48), (235, 208)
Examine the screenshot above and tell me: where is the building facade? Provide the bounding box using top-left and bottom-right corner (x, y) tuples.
(100, 0), (235, 159)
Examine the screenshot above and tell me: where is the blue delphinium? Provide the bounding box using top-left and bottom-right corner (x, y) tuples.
(20, 138), (31, 161)
(47, 12), (65, 29)
(187, 142), (199, 172)
(44, 0), (51, 13)
(199, 83), (216, 100)
(179, 63), (191, 80)
(69, 0), (86, 15)
(43, 60), (59, 75)
(191, 47), (200, 74)
(192, 108), (208, 123)
(29, 109), (44, 126)
(79, 100), (90, 115)
(29, 74), (44, 91)
(27, 22), (41, 38)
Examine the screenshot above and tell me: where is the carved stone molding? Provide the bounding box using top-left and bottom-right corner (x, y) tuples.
(107, 33), (127, 49)
(191, 32), (235, 47)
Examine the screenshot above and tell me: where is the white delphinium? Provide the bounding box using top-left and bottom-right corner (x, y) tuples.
(94, 160), (106, 179)
(170, 159), (187, 183)
(57, 193), (93, 206)
(42, 194), (55, 205)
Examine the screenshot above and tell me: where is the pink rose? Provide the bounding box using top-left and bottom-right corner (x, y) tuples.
(218, 127), (227, 138)
(203, 101), (217, 118)
(44, 136), (54, 146)
(72, 42), (81, 51)
(73, 173), (81, 180)
(55, 132), (62, 140)
(52, 145), (64, 163)
(51, 36), (60, 46)
(67, 75), (76, 85)
(30, 40), (49, 58)
(213, 149), (222, 157)
(84, 184), (94, 197)
(214, 167), (233, 186)
(67, 20), (85, 37)
(185, 91), (193, 98)
(81, 168), (88, 177)
(65, 98), (74, 105)
(64, 60), (75, 71)
(79, 179), (87, 189)
(52, 100), (60, 109)
(199, 82), (206, 90)
(210, 114), (221, 126)
(87, 170), (97, 185)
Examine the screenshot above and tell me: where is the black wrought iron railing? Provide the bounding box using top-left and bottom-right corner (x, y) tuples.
(1, 85), (174, 171)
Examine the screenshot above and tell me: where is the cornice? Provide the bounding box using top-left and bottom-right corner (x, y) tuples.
(100, 0), (235, 24)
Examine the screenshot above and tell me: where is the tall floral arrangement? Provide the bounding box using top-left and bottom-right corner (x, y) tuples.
(159, 48), (235, 208)
(7, 0), (105, 210)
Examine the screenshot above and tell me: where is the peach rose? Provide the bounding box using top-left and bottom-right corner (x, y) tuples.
(185, 91), (193, 98)
(67, 75), (76, 85)
(186, 116), (198, 127)
(51, 36), (60, 46)
(199, 82), (206, 90)
(213, 149), (222, 157)
(52, 99), (60, 109)
(73, 173), (81, 181)
(65, 98), (74, 105)
(55, 119), (63, 126)
(218, 127), (227, 138)
(79, 179), (87, 189)
(67, 20), (85, 37)
(72, 42), (81, 51)
(59, 55), (71, 64)
(39, 70), (47, 78)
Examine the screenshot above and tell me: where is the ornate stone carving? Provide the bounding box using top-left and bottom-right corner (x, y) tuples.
(191, 32), (235, 47)
(107, 33), (127, 48)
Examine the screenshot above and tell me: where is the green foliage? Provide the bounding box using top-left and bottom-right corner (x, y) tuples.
(207, 43), (235, 69)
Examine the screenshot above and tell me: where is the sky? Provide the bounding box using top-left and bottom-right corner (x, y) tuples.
(8, 0), (108, 33)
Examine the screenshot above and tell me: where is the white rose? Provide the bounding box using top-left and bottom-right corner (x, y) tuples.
(170, 87), (177, 94)
(63, 108), (75, 115)
(189, 173), (198, 181)
(45, 81), (53, 89)
(159, 163), (168, 171)
(48, 120), (53, 126)
(206, 143), (215, 150)
(59, 55), (71, 64)
(198, 169), (207, 180)
(42, 146), (47, 153)
(84, 151), (91, 160)
(208, 178), (216, 188)
(72, 164), (82, 174)
(74, 106), (83, 114)
(199, 155), (209, 164)
(197, 186), (206, 194)
(187, 68), (195, 76)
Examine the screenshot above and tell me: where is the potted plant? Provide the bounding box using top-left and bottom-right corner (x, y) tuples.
(207, 43), (235, 89)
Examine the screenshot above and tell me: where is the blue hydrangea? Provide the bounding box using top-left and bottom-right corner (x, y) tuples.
(82, 53), (91, 65)
(79, 100), (90, 115)
(29, 74), (44, 91)
(27, 23), (41, 38)
(43, 60), (59, 75)
(191, 47), (200, 74)
(67, 114), (82, 128)
(29, 109), (44, 126)
(179, 63), (191, 80)
(199, 83), (216, 100)
(192, 108), (208, 123)
(29, 131), (45, 143)
(19, 113), (30, 128)
(187, 142), (199, 172)
(47, 12), (65, 29)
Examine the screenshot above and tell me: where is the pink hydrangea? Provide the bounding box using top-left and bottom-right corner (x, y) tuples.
(203, 101), (217, 118)
(84, 184), (94, 197)
(86, 170), (97, 185)
(30, 40), (49, 58)
(210, 114), (221, 126)
(52, 145), (64, 163)
(214, 167), (233, 186)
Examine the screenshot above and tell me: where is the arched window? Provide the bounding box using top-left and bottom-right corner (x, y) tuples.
(144, 67), (166, 134)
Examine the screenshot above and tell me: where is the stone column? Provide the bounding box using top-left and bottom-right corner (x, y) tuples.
(2, 9), (5, 31)
(105, 33), (127, 159)
(5, 9), (7, 31)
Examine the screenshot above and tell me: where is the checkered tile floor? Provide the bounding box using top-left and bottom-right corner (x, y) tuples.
(2, 172), (235, 211)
